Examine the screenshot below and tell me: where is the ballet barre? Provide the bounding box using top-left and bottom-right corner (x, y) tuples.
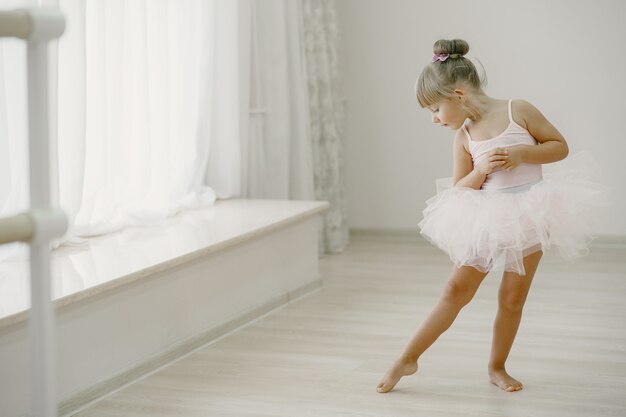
(0, 8), (67, 417)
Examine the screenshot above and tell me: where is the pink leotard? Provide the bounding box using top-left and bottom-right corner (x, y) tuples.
(462, 99), (543, 190)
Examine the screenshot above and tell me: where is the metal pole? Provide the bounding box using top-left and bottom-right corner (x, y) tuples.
(23, 8), (66, 417)
(0, 9), (67, 416)
(28, 37), (56, 417)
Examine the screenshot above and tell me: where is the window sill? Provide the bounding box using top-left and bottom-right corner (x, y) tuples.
(0, 199), (329, 329)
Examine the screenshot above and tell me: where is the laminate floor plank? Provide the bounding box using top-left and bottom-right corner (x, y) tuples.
(72, 235), (626, 417)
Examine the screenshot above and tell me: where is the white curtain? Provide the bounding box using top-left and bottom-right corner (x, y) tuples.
(228, 0), (351, 252)
(0, 1), (249, 246)
(242, 0), (314, 200)
(0, 0), (348, 260)
(204, 0), (249, 199)
(58, 0), (225, 237)
(302, 0), (349, 253)
(242, 0), (348, 253)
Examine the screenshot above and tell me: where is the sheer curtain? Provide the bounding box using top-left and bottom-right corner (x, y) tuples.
(240, 0), (314, 200)
(57, 0), (225, 237)
(302, 0), (349, 253)
(0, 0), (348, 259)
(0, 0), (244, 243)
(242, 0), (348, 253)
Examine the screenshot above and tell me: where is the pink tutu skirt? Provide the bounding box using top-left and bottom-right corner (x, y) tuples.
(418, 152), (610, 275)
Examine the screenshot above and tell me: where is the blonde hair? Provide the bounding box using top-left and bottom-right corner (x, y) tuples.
(415, 39), (486, 110)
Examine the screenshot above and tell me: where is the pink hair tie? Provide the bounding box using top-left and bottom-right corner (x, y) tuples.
(432, 53), (462, 62)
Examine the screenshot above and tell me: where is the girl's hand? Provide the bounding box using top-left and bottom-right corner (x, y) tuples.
(501, 145), (529, 171)
(475, 147), (508, 175)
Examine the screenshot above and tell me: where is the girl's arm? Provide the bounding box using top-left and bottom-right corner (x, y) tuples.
(504, 100), (569, 169)
(452, 129), (487, 189)
(452, 129), (510, 189)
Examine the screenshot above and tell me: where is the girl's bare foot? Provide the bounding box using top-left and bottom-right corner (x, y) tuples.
(376, 359), (418, 393)
(489, 367), (523, 392)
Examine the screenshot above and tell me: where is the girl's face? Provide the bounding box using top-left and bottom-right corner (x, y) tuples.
(427, 99), (467, 130)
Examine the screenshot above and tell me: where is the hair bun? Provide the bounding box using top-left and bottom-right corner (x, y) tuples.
(433, 39), (469, 56)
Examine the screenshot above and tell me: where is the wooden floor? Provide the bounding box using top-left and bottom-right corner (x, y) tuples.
(73, 234), (626, 417)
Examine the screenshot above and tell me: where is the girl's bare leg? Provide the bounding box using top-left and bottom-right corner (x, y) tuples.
(488, 250), (542, 392)
(377, 265), (488, 393)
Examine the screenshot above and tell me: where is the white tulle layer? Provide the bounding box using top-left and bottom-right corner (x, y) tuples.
(418, 152), (610, 275)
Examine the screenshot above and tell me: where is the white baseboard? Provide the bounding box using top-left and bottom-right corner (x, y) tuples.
(350, 228), (626, 249)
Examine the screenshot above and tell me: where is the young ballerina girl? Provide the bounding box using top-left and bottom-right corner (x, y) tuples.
(376, 39), (608, 393)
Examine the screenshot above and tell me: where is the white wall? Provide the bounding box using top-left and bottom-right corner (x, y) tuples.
(338, 0), (626, 236)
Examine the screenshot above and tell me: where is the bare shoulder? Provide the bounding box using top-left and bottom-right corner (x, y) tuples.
(453, 126), (470, 153)
(511, 99), (547, 130)
(511, 98), (566, 144)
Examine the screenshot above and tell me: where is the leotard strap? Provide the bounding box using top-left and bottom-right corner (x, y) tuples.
(461, 124), (473, 142)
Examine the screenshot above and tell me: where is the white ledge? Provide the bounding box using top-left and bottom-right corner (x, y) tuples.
(0, 199), (329, 329)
